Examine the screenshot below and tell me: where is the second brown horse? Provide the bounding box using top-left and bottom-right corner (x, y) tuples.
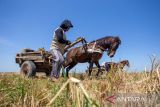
(104, 60), (130, 72)
(63, 36), (121, 78)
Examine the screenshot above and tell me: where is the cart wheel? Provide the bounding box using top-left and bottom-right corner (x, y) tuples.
(20, 61), (36, 77)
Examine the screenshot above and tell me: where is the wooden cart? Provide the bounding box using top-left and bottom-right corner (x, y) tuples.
(15, 49), (52, 77)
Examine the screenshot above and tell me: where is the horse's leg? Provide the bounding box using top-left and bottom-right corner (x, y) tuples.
(106, 64), (111, 76)
(88, 62), (93, 79)
(61, 60), (68, 77)
(66, 62), (77, 77)
(95, 61), (102, 77)
(61, 66), (65, 77)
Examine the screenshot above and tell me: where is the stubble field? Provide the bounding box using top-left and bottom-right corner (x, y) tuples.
(0, 68), (160, 107)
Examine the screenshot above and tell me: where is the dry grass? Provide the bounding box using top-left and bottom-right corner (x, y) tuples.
(0, 68), (160, 107)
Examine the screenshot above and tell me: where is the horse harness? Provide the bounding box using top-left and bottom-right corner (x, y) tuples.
(87, 41), (106, 54)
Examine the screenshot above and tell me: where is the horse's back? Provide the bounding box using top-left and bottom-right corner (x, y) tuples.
(66, 47), (81, 59)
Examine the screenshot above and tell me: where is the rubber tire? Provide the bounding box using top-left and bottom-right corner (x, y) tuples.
(20, 61), (36, 77)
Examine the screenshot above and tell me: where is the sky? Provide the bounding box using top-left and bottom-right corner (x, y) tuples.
(0, 0), (160, 72)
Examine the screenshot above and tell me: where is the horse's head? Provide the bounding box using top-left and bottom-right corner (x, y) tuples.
(107, 37), (121, 58)
(124, 60), (130, 67)
(118, 60), (130, 70)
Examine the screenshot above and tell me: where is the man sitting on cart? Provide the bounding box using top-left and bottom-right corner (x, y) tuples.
(50, 19), (73, 81)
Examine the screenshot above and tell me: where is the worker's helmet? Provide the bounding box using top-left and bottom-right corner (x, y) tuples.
(60, 19), (73, 30)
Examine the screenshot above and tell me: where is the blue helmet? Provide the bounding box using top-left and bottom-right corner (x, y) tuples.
(60, 19), (73, 30)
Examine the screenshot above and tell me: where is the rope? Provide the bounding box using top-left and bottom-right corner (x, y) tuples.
(91, 41), (97, 53)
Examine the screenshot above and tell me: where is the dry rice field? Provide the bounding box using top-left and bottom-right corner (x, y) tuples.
(0, 69), (160, 107)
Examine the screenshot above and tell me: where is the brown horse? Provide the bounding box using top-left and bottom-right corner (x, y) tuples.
(104, 60), (130, 72)
(63, 36), (121, 78)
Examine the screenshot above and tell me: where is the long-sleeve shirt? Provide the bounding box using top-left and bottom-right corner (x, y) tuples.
(50, 27), (69, 54)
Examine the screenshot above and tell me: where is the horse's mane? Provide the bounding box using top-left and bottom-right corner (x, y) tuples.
(90, 36), (111, 43)
(90, 36), (121, 46)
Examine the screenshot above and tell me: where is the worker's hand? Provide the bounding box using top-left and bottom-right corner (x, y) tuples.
(67, 40), (71, 45)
